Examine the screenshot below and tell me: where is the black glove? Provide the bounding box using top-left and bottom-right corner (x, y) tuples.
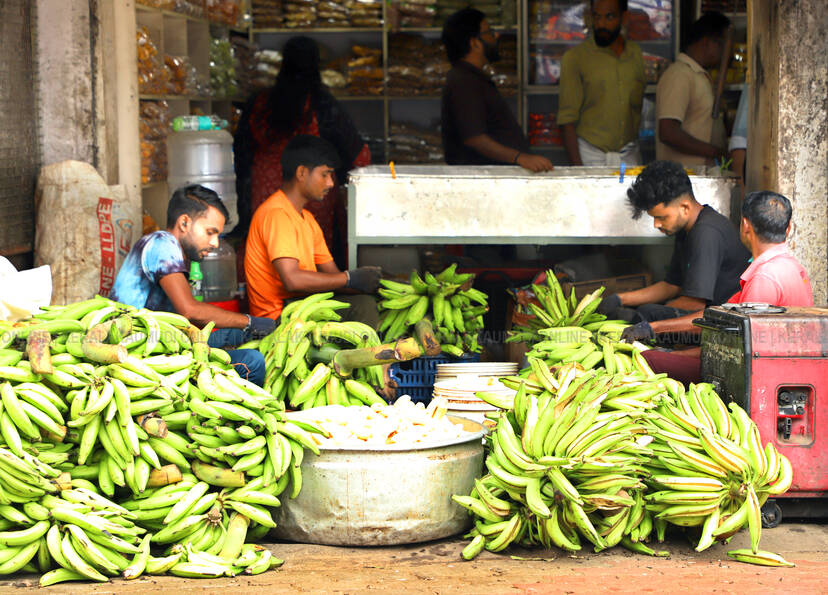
(596, 293), (621, 317)
(346, 266), (382, 293)
(244, 315), (277, 341)
(621, 321), (654, 344)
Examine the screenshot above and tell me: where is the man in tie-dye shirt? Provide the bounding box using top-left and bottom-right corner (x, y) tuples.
(110, 185), (275, 385)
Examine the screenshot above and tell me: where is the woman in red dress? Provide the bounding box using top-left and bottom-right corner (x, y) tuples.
(234, 36), (371, 269)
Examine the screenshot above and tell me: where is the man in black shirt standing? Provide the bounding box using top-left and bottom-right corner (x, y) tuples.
(598, 160), (750, 324)
(441, 8), (554, 172)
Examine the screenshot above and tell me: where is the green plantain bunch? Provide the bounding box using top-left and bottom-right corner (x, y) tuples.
(456, 354), (794, 568)
(378, 264), (489, 356)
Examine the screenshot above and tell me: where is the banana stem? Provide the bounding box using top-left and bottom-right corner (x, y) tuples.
(414, 318), (441, 356)
(187, 325), (210, 363)
(52, 472), (72, 491)
(80, 340), (127, 364)
(84, 321), (113, 344)
(331, 337), (425, 377)
(136, 414), (169, 438)
(26, 329), (54, 374)
(307, 344), (341, 365)
(147, 464), (183, 488)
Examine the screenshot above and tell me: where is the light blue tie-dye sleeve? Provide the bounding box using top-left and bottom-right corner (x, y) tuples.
(110, 231), (188, 311)
(141, 232), (187, 284)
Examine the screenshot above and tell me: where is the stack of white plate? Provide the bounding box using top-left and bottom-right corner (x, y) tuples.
(432, 363), (517, 426)
(434, 362), (518, 383)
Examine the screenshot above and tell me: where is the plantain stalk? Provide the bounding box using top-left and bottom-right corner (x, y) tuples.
(331, 337), (425, 377)
(26, 329), (54, 374)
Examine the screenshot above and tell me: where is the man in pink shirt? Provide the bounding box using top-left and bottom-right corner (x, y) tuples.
(629, 191), (813, 383)
(726, 192), (812, 306)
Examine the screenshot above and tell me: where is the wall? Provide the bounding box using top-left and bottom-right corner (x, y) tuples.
(775, 1), (828, 305)
(0, 0), (38, 257)
(748, 0), (828, 304)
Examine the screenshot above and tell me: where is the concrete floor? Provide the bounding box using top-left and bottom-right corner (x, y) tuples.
(2, 522), (827, 594)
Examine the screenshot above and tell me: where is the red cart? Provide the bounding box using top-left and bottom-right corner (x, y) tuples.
(696, 303), (828, 526)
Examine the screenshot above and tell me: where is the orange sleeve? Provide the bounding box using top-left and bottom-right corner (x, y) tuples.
(262, 208), (302, 263)
(310, 215), (334, 265)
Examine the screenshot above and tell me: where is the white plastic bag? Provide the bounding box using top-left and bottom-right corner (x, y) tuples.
(0, 257), (52, 321)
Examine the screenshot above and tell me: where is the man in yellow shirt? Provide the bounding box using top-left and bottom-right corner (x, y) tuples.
(244, 135), (381, 325)
(656, 12), (730, 167)
(558, 0), (646, 166)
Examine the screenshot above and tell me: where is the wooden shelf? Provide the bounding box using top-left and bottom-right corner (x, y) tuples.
(252, 25), (516, 34)
(530, 38), (670, 46)
(139, 94), (212, 101)
(529, 39), (584, 46)
(396, 25), (517, 33)
(525, 84), (659, 95)
(253, 27), (383, 34)
(386, 95), (441, 100)
(242, 1), (679, 166)
(136, 4), (245, 228)
(332, 95), (385, 101)
(135, 3), (239, 28)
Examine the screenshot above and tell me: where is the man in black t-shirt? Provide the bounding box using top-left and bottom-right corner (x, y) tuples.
(440, 8), (553, 172)
(597, 160), (750, 325)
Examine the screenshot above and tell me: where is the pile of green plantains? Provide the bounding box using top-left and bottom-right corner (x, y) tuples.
(253, 292), (453, 409)
(0, 296), (332, 585)
(506, 270), (629, 347)
(377, 264), (489, 356)
(456, 354), (794, 568)
(254, 292), (388, 409)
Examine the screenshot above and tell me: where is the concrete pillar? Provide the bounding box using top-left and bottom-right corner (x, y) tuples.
(98, 0), (141, 200)
(33, 0), (140, 242)
(747, 0), (828, 304)
(34, 0), (98, 167)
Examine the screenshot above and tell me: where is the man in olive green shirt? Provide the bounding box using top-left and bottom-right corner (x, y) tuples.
(558, 0), (646, 166)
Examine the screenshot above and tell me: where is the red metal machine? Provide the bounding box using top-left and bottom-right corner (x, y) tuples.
(696, 303), (828, 525)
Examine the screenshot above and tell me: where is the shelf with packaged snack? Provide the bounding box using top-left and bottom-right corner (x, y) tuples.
(135, 1), (251, 228)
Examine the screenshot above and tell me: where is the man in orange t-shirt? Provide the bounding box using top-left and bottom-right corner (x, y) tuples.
(244, 135), (381, 324)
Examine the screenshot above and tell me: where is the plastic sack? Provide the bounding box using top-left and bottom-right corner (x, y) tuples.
(0, 258), (51, 322)
(34, 161), (139, 305)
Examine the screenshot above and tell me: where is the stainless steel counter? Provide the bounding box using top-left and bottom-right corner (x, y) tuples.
(346, 165), (737, 266)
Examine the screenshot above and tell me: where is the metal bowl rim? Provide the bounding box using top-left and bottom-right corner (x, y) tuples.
(286, 411), (486, 453)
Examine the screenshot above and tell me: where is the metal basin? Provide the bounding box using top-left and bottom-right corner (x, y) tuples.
(272, 416), (485, 546)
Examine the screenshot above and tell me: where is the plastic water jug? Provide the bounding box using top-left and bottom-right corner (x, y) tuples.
(167, 129), (238, 233)
(200, 238), (238, 302)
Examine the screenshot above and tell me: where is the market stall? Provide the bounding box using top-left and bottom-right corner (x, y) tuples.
(0, 263), (807, 586)
(2, 1), (816, 583)
(347, 165), (737, 267)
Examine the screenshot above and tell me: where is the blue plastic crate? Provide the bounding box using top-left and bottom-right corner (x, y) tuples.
(389, 353), (481, 405)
